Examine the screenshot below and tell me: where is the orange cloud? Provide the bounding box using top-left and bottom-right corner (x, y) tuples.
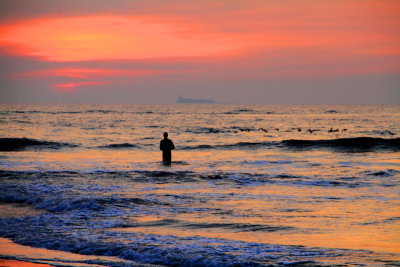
(0, 15), (244, 61)
(1, 0), (398, 82)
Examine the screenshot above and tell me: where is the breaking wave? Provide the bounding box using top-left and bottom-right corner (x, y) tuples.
(2, 137), (398, 153)
(0, 138), (77, 151)
(0, 214), (355, 267)
(281, 137), (400, 151)
(182, 137), (400, 152)
(0, 169), (395, 266)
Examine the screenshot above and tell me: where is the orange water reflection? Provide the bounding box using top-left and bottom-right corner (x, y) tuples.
(2, 143), (399, 258)
(114, 183), (400, 256)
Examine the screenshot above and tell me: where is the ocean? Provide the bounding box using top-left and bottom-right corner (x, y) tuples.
(0, 104), (399, 266)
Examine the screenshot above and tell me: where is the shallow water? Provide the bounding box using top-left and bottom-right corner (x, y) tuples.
(0, 104), (399, 266)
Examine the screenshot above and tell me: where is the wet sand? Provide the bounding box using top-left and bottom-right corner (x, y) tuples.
(0, 204), (51, 266)
(0, 236), (154, 267)
(0, 259), (53, 267)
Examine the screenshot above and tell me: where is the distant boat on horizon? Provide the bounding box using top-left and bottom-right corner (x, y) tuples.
(177, 96), (216, 104)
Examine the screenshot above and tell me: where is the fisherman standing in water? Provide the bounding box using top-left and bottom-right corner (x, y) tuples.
(160, 132), (175, 165)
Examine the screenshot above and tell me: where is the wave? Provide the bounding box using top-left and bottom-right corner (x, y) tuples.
(126, 218), (294, 232)
(185, 127), (231, 134)
(1, 110), (82, 115)
(0, 170), (368, 188)
(371, 130), (396, 136)
(181, 141), (274, 150)
(0, 179), (160, 213)
(1, 109), (122, 115)
(0, 139), (144, 151)
(223, 109), (275, 115)
(181, 137), (400, 152)
(97, 143), (139, 149)
(324, 110), (339, 114)
(95, 137), (399, 152)
(134, 111), (154, 114)
(365, 169), (399, 177)
(84, 109), (120, 114)
(281, 137), (400, 151)
(0, 110), (42, 114)
(0, 138), (77, 151)
(0, 169), (390, 266)
(0, 214), (351, 267)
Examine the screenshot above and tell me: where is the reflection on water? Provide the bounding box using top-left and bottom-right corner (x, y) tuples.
(0, 104), (399, 266)
(114, 181), (400, 255)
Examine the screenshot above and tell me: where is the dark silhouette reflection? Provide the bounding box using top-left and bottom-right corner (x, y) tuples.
(160, 132), (175, 165)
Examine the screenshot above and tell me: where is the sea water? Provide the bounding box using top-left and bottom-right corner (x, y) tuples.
(0, 104), (399, 266)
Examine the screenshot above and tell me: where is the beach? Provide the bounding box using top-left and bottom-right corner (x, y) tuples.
(0, 104), (399, 266)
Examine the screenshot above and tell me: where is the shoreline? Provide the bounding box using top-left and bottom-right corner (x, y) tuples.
(0, 259), (53, 267)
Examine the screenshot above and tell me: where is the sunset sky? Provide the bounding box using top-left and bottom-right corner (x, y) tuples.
(0, 0), (399, 104)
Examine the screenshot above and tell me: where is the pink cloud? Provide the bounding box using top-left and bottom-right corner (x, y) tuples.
(0, 15), (245, 62)
(12, 68), (167, 79)
(52, 81), (109, 92)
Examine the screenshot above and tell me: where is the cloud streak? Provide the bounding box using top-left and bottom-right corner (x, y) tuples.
(12, 68), (172, 79)
(1, 15), (245, 61)
(53, 81), (108, 92)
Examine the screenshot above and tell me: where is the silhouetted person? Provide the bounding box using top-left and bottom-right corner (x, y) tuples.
(160, 132), (175, 165)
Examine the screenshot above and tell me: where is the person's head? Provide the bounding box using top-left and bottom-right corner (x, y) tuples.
(163, 132), (168, 138)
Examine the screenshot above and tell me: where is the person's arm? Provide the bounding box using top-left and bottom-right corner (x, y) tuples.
(160, 140), (163, 150)
(171, 140), (175, 150)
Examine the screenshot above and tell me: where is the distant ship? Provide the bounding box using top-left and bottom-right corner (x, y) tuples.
(177, 96), (216, 104)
